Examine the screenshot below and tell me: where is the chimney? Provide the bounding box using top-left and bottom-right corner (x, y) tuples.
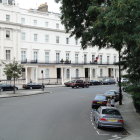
(37, 2), (48, 12)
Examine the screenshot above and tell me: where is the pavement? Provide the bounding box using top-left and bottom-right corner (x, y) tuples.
(0, 85), (139, 140)
(0, 85), (64, 98)
(116, 92), (140, 140)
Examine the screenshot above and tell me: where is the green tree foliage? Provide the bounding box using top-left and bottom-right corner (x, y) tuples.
(56, 0), (140, 80)
(3, 60), (23, 93)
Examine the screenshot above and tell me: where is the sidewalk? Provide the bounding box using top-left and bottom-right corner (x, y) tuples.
(116, 92), (140, 140)
(0, 85), (64, 98)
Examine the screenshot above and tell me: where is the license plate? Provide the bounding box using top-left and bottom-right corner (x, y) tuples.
(108, 119), (117, 122)
(97, 102), (102, 104)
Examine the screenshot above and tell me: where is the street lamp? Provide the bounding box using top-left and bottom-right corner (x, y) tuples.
(41, 70), (44, 91)
(118, 50), (122, 105)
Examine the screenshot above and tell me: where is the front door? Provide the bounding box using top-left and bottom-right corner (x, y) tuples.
(57, 68), (61, 79)
(85, 68), (89, 78)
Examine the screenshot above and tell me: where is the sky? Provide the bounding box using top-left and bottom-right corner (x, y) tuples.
(15, 0), (61, 13)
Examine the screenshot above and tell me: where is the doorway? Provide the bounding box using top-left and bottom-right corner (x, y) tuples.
(57, 68), (61, 79)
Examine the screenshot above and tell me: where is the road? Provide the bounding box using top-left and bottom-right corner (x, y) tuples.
(0, 85), (127, 140)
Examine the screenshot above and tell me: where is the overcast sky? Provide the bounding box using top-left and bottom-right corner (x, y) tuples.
(15, 0), (61, 13)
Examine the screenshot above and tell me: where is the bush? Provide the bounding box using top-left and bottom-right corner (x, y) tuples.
(124, 84), (140, 112)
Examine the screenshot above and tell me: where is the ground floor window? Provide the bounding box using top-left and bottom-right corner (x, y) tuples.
(76, 69), (79, 78)
(100, 69), (103, 77)
(45, 69), (49, 78)
(66, 69), (70, 79)
(92, 69), (95, 78)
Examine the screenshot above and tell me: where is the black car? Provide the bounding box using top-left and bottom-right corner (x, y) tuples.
(102, 79), (116, 85)
(91, 95), (107, 109)
(90, 80), (102, 85)
(0, 84), (18, 91)
(23, 83), (45, 89)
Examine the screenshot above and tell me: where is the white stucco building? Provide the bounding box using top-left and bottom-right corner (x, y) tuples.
(0, 1), (119, 84)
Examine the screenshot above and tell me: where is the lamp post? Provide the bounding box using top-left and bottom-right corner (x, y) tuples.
(41, 70), (44, 91)
(118, 49), (122, 105)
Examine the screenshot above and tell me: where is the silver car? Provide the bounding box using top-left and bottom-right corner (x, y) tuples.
(93, 106), (124, 129)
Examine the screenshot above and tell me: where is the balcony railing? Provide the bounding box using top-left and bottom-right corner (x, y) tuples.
(21, 59), (116, 65)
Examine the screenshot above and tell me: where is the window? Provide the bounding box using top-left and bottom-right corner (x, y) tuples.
(21, 51), (26, 62)
(56, 52), (60, 63)
(66, 53), (69, 61)
(84, 54), (87, 63)
(45, 52), (49, 63)
(45, 22), (48, 27)
(100, 69), (103, 77)
(21, 32), (26, 40)
(6, 30), (10, 39)
(66, 38), (69, 44)
(33, 20), (37, 25)
(75, 53), (79, 63)
(34, 34), (38, 41)
(33, 51), (38, 62)
(114, 56), (116, 63)
(107, 56), (110, 64)
(99, 55), (102, 64)
(56, 36), (59, 43)
(6, 14), (10, 22)
(75, 39), (78, 45)
(76, 69), (79, 78)
(66, 69), (70, 79)
(56, 23), (59, 29)
(6, 50), (11, 60)
(45, 69), (50, 78)
(45, 35), (49, 42)
(92, 69), (95, 78)
(21, 18), (25, 24)
(92, 55), (95, 63)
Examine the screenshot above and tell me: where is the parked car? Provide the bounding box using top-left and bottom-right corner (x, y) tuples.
(0, 84), (18, 91)
(23, 83), (45, 89)
(102, 79), (116, 85)
(90, 80), (102, 86)
(71, 80), (89, 88)
(121, 78), (129, 83)
(104, 90), (120, 102)
(64, 80), (74, 87)
(93, 106), (124, 129)
(91, 95), (107, 109)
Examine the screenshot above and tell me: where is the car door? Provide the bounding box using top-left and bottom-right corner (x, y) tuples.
(94, 107), (101, 124)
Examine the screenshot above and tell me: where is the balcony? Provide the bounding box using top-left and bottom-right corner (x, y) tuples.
(21, 59), (116, 66)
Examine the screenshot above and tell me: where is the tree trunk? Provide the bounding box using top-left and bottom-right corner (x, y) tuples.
(14, 78), (16, 94)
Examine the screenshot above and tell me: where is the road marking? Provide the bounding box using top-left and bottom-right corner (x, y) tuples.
(108, 135), (121, 140)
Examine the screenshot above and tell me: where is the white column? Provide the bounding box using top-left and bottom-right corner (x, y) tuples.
(90, 68), (92, 81)
(36, 67), (38, 83)
(25, 67), (28, 84)
(70, 68), (72, 81)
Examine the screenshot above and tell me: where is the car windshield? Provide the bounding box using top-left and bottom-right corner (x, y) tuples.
(102, 109), (121, 115)
(95, 95), (106, 100)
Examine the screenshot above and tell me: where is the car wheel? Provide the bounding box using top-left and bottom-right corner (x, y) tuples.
(30, 87), (32, 89)
(97, 122), (101, 129)
(72, 87), (74, 88)
(86, 85), (89, 88)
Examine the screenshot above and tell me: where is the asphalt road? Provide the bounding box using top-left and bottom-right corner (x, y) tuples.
(0, 85), (127, 140)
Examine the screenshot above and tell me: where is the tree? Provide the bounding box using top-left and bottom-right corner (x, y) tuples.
(3, 60), (23, 94)
(55, 0), (140, 105)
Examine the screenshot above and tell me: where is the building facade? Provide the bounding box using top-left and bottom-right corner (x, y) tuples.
(0, 2), (119, 84)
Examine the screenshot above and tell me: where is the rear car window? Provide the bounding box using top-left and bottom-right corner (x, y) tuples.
(95, 95), (106, 100)
(102, 109), (121, 115)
